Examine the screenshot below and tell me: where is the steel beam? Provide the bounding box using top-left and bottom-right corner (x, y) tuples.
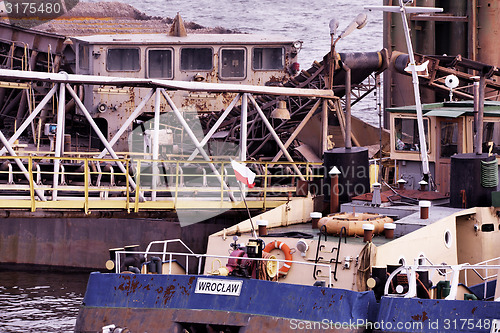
(0, 130), (46, 201)
(52, 82), (66, 201)
(151, 88), (161, 201)
(322, 98), (329, 154)
(97, 88), (155, 158)
(272, 99), (322, 162)
(248, 94), (305, 180)
(188, 94), (241, 161)
(241, 93), (248, 161)
(0, 68), (336, 99)
(66, 84), (144, 201)
(0, 84), (57, 156)
(161, 89), (235, 202)
(344, 64), (352, 149)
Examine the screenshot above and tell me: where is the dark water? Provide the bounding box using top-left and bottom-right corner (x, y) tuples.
(0, 271), (89, 332)
(2, 1), (383, 331)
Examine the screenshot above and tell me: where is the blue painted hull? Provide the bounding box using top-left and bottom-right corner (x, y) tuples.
(75, 272), (500, 332)
(75, 272), (378, 332)
(375, 297), (500, 333)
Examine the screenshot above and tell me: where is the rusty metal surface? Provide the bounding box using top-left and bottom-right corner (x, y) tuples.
(352, 189), (448, 203)
(0, 69), (336, 99)
(76, 307), (364, 332)
(0, 209), (250, 270)
(75, 273), (375, 332)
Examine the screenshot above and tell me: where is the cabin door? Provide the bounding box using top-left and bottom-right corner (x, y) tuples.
(436, 118), (461, 195)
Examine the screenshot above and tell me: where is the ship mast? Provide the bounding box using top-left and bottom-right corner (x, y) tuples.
(366, 1), (443, 179)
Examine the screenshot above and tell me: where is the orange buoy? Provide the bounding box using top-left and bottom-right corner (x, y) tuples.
(317, 212), (393, 237)
(264, 240), (293, 277)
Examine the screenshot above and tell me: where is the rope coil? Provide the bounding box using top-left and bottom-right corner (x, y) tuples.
(480, 159), (498, 188)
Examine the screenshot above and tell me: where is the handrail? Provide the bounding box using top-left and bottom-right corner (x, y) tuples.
(114, 250), (333, 288)
(384, 263), (500, 300)
(0, 156), (323, 212)
(144, 239), (195, 263)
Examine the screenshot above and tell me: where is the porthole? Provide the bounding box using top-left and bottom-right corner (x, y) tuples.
(398, 256), (406, 266)
(444, 229), (452, 248)
(417, 253), (426, 266)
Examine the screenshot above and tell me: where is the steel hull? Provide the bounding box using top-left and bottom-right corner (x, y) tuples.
(75, 273), (500, 333)
(75, 273), (377, 332)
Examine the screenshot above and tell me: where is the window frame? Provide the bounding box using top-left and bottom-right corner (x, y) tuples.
(218, 47), (247, 80)
(393, 115), (431, 154)
(179, 47), (214, 71)
(146, 47), (174, 79)
(252, 46), (285, 71)
(480, 118), (500, 155)
(106, 47), (141, 72)
(78, 44), (90, 70)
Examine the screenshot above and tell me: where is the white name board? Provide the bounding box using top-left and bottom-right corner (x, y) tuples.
(194, 278), (243, 296)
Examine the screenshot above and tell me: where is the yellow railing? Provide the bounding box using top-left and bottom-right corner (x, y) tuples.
(0, 155), (323, 213)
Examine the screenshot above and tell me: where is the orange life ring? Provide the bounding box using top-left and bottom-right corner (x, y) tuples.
(264, 240), (293, 276)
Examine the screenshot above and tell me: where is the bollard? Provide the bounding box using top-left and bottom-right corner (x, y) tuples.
(256, 220), (268, 236)
(363, 224), (375, 242)
(310, 212), (322, 229)
(384, 223), (396, 239)
(419, 200), (431, 219)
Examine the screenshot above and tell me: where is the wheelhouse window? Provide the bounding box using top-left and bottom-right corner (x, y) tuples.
(440, 121), (458, 157)
(107, 48), (140, 71)
(252, 47), (284, 70)
(180, 48), (212, 70)
(79, 44), (89, 70)
(148, 49), (173, 79)
(483, 121), (500, 154)
(394, 117), (429, 152)
(220, 49), (245, 79)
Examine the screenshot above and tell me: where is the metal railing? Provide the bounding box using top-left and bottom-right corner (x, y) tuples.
(385, 260), (500, 300)
(0, 155), (323, 212)
(114, 249), (333, 288)
(459, 256), (500, 300)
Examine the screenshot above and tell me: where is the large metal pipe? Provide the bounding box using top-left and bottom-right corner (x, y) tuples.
(241, 93), (248, 161)
(476, 76), (486, 155)
(477, 0), (500, 68)
(344, 64), (352, 149)
(322, 99), (328, 155)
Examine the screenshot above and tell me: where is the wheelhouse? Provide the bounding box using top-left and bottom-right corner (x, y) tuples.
(388, 101), (500, 195)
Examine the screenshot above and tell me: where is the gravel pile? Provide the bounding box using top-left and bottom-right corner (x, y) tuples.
(30, 1), (234, 36)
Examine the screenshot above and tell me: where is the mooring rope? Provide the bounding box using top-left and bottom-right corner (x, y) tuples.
(480, 159), (498, 188)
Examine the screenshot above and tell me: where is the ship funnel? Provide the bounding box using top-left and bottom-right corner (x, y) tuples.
(169, 12), (187, 37)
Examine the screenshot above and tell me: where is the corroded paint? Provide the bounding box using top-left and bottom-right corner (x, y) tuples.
(411, 311), (429, 322)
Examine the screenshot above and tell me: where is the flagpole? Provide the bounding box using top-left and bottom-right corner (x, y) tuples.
(237, 180), (258, 239)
